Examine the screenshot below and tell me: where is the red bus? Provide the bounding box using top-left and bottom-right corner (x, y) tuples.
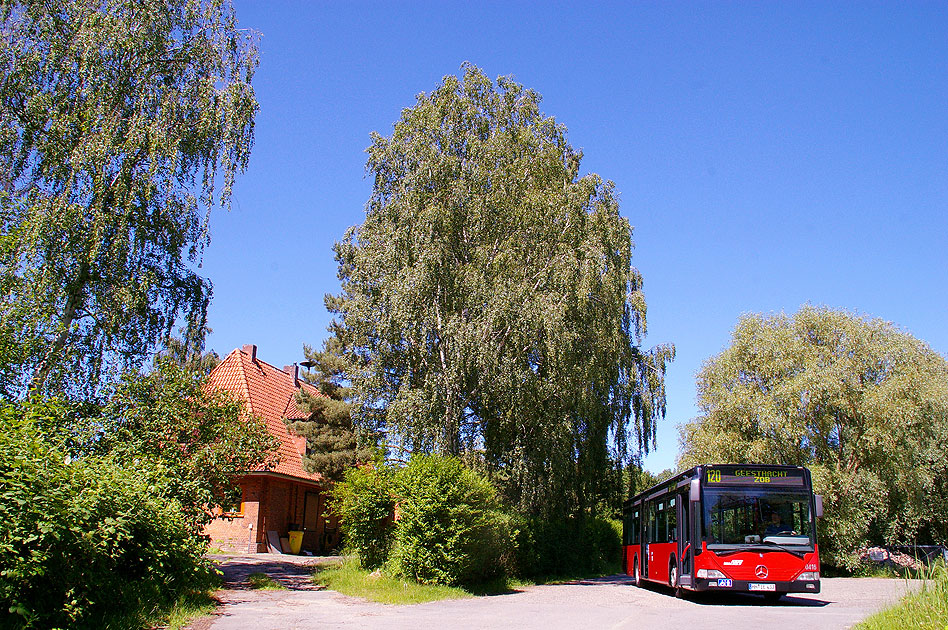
(622, 464), (823, 600)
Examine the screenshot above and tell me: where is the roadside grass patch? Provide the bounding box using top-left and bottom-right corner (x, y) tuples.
(145, 569), (221, 630)
(464, 575), (532, 596)
(159, 588), (219, 630)
(854, 563), (947, 630)
(247, 572), (286, 590)
(313, 561), (472, 604)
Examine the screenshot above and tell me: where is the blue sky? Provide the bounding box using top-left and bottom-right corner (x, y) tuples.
(202, 1), (947, 473)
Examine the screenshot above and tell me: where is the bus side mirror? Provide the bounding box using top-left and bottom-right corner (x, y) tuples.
(814, 495), (824, 518)
(690, 478), (700, 503)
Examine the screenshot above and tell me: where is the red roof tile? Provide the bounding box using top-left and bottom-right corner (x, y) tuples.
(207, 346), (322, 483)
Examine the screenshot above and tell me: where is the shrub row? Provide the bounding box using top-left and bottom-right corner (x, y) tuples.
(514, 515), (622, 578)
(331, 455), (621, 586)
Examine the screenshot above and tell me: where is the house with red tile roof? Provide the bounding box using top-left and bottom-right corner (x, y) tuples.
(203, 344), (340, 553)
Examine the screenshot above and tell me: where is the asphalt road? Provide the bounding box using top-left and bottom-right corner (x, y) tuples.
(200, 557), (916, 630)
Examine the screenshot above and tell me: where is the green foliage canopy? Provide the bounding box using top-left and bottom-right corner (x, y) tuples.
(330, 456), (513, 586)
(0, 0), (257, 398)
(323, 64), (673, 517)
(678, 305), (948, 566)
(329, 463), (396, 570)
(153, 326), (221, 376)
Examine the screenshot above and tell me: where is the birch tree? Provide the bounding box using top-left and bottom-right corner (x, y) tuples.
(0, 0), (257, 398)
(318, 64), (673, 516)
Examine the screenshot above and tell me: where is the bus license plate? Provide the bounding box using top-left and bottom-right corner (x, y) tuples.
(749, 583), (776, 591)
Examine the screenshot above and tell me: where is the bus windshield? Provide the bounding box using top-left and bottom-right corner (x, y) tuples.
(703, 488), (814, 550)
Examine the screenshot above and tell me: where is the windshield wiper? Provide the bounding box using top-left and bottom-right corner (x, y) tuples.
(760, 541), (808, 558)
(712, 543), (808, 558)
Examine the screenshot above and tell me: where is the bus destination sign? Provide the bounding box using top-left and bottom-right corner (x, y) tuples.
(705, 467), (804, 486)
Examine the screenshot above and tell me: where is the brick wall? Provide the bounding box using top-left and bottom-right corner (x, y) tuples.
(204, 477), (264, 553)
(203, 475), (331, 553)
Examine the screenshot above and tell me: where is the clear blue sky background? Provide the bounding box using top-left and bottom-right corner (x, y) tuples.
(202, 1), (947, 473)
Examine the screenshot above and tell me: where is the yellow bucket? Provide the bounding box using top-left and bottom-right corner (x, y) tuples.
(288, 530), (304, 554)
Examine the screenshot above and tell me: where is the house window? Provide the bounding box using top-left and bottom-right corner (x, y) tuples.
(222, 501), (245, 518)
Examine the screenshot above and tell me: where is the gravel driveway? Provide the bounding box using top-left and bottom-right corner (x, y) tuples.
(199, 557), (916, 630)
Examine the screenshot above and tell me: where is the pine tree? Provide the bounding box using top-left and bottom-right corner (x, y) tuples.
(287, 338), (375, 483)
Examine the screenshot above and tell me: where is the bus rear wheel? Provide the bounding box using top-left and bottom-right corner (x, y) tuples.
(633, 558), (642, 587)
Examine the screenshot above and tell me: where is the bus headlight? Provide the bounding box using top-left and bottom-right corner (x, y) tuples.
(795, 572), (819, 581)
(697, 569), (727, 579)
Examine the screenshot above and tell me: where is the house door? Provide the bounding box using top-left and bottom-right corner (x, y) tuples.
(303, 491), (322, 550)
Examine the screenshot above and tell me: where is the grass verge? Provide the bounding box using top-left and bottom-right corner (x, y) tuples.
(313, 561), (473, 605)
(854, 563), (947, 630)
(159, 589), (219, 630)
(312, 558), (624, 605)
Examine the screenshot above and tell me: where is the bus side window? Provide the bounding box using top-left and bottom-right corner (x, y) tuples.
(652, 501), (668, 542)
(668, 497), (677, 542)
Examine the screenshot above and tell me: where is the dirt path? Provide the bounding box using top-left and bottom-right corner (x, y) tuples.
(209, 553), (340, 591)
(187, 554), (340, 629)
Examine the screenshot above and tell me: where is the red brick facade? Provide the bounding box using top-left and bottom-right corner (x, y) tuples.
(203, 345), (340, 553)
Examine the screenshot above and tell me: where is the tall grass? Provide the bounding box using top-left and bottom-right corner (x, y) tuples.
(158, 589), (219, 630)
(855, 562), (948, 630)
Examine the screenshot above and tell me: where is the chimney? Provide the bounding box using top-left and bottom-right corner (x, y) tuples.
(283, 363), (298, 387)
(241, 344), (257, 362)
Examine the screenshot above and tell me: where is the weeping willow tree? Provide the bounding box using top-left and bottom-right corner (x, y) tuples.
(0, 0), (257, 399)
(315, 64), (673, 517)
(679, 305), (948, 567)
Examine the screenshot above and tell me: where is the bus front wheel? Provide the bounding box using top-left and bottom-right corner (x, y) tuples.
(633, 558), (642, 587)
(669, 560), (683, 598)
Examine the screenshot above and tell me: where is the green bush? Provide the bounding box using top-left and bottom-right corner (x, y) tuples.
(0, 401), (212, 629)
(513, 515), (622, 578)
(330, 463), (396, 569)
(331, 455), (623, 586)
(388, 455), (515, 586)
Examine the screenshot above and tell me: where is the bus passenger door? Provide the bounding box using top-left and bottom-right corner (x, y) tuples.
(677, 491), (691, 584)
(642, 500), (651, 579)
